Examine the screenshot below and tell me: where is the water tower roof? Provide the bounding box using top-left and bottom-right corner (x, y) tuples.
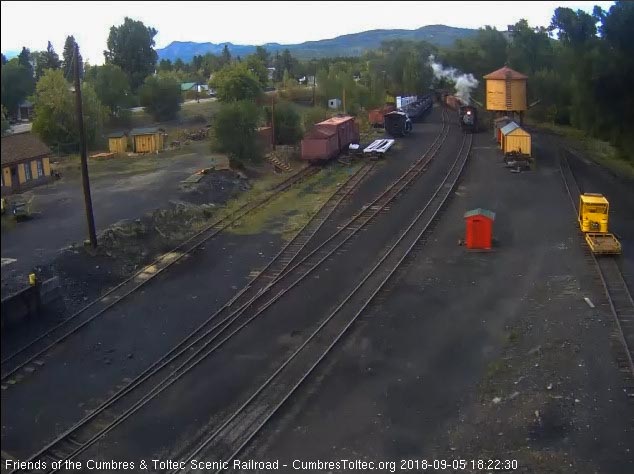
(483, 66), (528, 80)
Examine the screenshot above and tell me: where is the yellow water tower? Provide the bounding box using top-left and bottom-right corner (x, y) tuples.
(483, 66), (528, 117)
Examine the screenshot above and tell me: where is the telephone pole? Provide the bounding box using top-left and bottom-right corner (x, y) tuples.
(74, 43), (97, 249)
(271, 96), (276, 151)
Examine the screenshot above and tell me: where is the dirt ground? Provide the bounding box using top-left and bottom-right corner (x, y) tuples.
(239, 130), (634, 473)
(0, 141), (232, 297)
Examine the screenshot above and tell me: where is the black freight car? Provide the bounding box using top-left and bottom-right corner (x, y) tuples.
(384, 111), (412, 137)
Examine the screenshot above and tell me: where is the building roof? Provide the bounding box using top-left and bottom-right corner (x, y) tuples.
(501, 122), (530, 137)
(464, 208), (496, 220)
(181, 82), (197, 91)
(483, 66), (528, 80)
(107, 131), (127, 138)
(500, 121), (521, 135)
(130, 127), (160, 136)
(1, 132), (51, 166)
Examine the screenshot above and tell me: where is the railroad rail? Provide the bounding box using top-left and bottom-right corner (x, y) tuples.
(172, 130), (473, 473)
(1, 166), (319, 384)
(559, 151), (634, 384)
(13, 109), (453, 473)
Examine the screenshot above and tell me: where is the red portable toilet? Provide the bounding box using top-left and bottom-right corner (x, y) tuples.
(464, 208), (496, 250)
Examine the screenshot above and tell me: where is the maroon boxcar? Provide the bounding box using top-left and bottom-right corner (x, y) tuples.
(368, 105), (396, 127)
(301, 116), (360, 163)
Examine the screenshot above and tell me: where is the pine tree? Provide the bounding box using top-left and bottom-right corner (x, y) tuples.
(17, 47), (33, 76)
(62, 36), (82, 81)
(221, 44), (231, 66)
(43, 41), (61, 70)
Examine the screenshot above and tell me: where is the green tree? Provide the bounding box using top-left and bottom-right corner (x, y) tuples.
(33, 41), (62, 80)
(62, 36), (82, 81)
(139, 74), (182, 121)
(32, 69), (106, 150)
(507, 20), (553, 76)
(1, 105), (9, 135)
(271, 101), (302, 145)
(245, 55), (269, 87)
(85, 64), (132, 115)
(41, 41), (61, 71)
(192, 55), (204, 72)
(105, 17), (158, 91)
(174, 58), (185, 71)
(158, 59), (173, 72)
(255, 46), (269, 65)
(1, 60), (34, 114)
(211, 62), (262, 102)
(212, 100), (261, 165)
(221, 44), (232, 66)
(17, 47), (33, 74)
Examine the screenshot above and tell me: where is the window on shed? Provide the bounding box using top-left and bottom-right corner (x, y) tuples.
(24, 162), (32, 181)
(36, 160), (44, 177)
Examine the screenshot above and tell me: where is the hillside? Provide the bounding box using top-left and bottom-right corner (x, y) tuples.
(157, 25), (476, 61)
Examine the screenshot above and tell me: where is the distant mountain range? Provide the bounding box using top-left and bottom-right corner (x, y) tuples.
(157, 25), (476, 62)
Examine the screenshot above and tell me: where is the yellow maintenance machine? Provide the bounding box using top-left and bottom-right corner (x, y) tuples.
(578, 193), (622, 254)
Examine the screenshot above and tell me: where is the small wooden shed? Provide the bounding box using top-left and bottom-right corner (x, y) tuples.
(500, 121), (531, 156)
(464, 208), (496, 250)
(130, 127), (165, 153)
(107, 131), (128, 154)
(493, 116), (511, 143)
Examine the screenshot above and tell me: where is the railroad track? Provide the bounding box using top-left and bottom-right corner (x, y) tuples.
(171, 130), (473, 474)
(12, 110), (452, 474)
(559, 151), (634, 385)
(0, 166), (319, 384)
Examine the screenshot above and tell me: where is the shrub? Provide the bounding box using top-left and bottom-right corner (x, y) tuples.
(139, 75), (182, 121)
(212, 100), (262, 165)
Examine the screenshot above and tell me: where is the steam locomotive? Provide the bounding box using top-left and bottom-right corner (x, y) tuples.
(458, 105), (478, 133)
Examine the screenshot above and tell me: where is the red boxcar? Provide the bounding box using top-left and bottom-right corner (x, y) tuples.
(301, 116), (359, 162)
(445, 95), (462, 110)
(368, 105), (396, 127)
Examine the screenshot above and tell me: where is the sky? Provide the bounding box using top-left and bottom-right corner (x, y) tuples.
(1, 1), (615, 65)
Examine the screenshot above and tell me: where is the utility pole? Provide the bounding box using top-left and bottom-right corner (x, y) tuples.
(312, 65), (316, 107)
(74, 43), (97, 249)
(271, 96), (275, 151)
(342, 87), (346, 114)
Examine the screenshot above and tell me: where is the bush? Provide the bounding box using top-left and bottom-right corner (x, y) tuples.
(301, 107), (331, 132)
(212, 101), (262, 165)
(139, 75), (182, 121)
(266, 101), (303, 145)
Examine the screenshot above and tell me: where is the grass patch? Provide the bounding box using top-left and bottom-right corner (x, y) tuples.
(507, 329), (520, 344)
(527, 120), (634, 180)
(227, 163), (362, 239)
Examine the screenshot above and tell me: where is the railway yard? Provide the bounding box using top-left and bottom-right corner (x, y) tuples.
(1, 103), (633, 474)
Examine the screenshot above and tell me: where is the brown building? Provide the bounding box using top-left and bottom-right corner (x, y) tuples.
(1, 132), (52, 195)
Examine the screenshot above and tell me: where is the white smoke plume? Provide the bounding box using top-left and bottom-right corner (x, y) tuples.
(428, 55), (479, 104)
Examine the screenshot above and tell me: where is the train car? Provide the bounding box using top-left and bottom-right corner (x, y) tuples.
(458, 105), (478, 133)
(384, 111), (412, 137)
(445, 95), (462, 110)
(301, 115), (360, 163)
(402, 94), (433, 123)
(368, 105), (396, 128)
